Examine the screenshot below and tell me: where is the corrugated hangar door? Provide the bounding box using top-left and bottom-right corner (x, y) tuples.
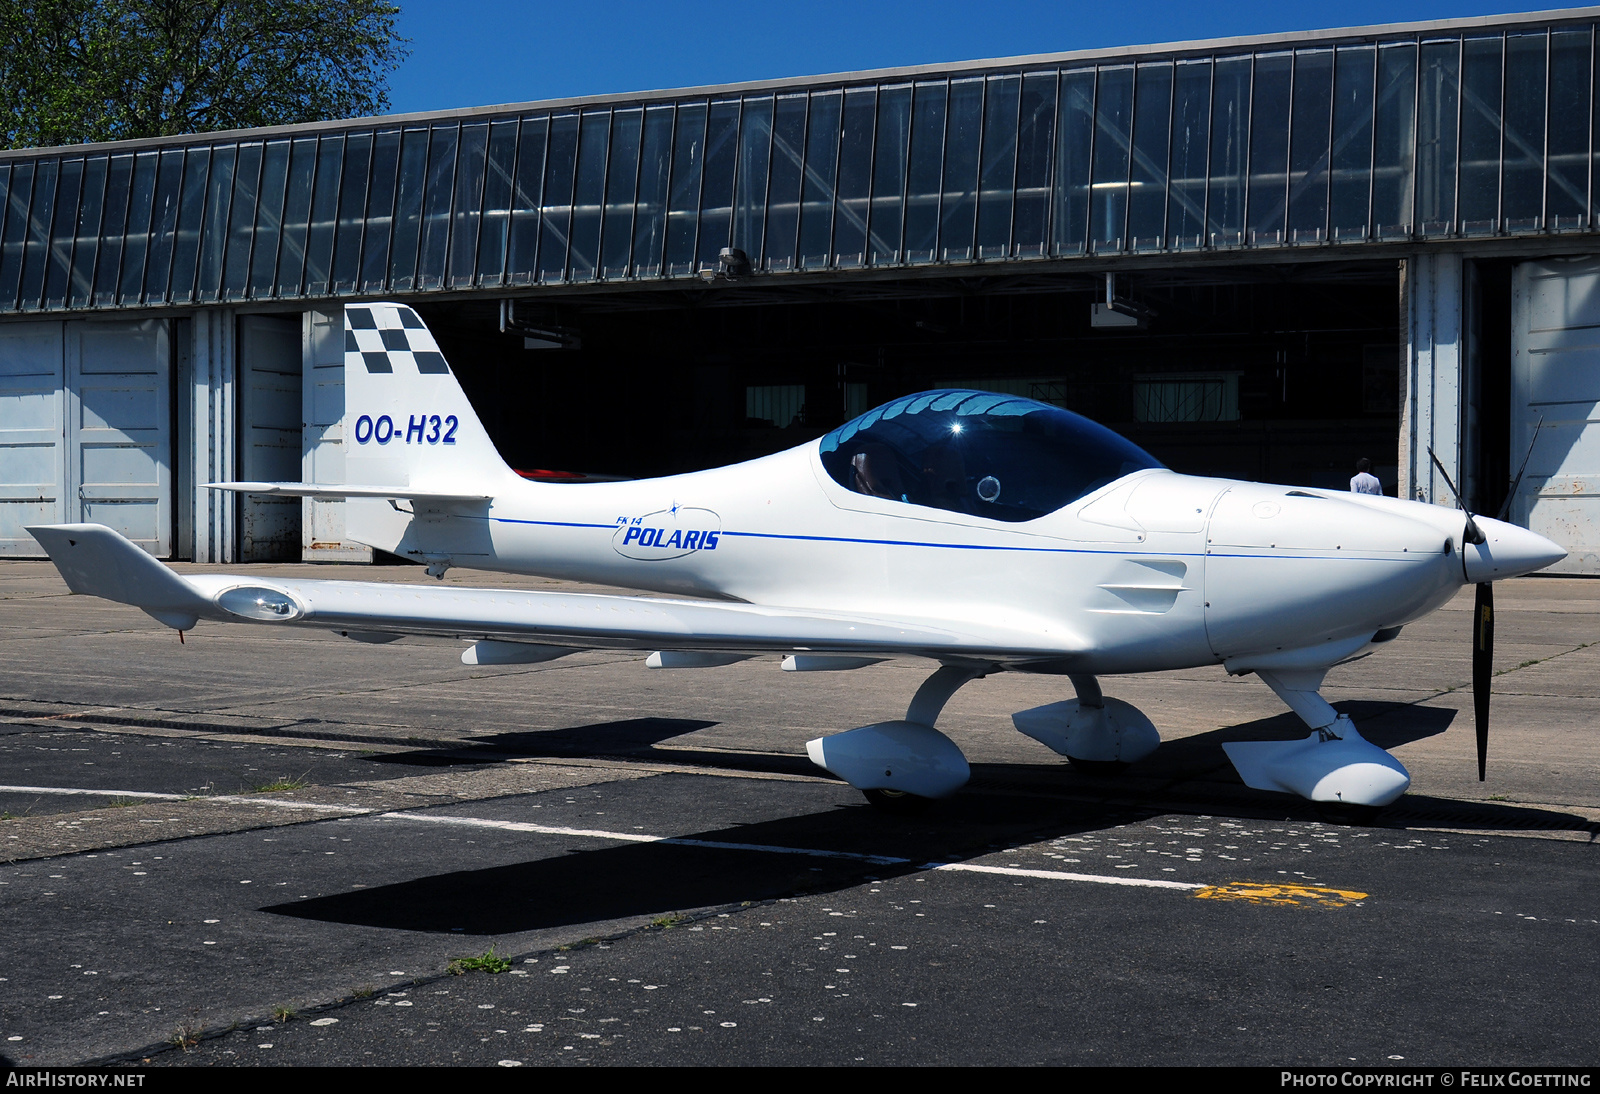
(0, 323), (66, 554)
(70, 320), (172, 557)
(1511, 258), (1600, 574)
(302, 307), (370, 561)
(237, 315), (303, 561)
(0, 319), (172, 558)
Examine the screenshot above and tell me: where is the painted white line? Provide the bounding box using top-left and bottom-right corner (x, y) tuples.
(0, 792), (1219, 890)
(0, 785), (358, 812)
(207, 796), (358, 812)
(381, 813), (662, 842)
(379, 811), (910, 865)
(0, 785), (183, 800)
(378, 812), (1203, 886)
(921, 862), (1205, 891)
(667, 837), (905, 865)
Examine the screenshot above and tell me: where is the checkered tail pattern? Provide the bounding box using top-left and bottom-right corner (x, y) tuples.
(345, 304), (451, 375)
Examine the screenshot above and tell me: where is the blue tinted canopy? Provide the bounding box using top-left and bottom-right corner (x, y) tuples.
(819, 390), (1162, 522)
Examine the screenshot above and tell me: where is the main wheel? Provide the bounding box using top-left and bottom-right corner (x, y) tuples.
(863, 788), (934, 815)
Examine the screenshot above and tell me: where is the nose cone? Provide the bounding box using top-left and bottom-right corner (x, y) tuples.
(1463, 517), (1566, 582)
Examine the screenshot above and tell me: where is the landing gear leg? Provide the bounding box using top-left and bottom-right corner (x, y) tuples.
(805, 663), (987, 811)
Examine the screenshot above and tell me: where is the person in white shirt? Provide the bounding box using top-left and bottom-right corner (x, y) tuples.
(1350, 457), (1382, 495)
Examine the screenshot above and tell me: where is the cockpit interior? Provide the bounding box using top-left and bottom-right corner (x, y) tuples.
(819, 390), (1163, 523)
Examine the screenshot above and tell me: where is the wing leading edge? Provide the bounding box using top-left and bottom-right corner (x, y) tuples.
(204, 482), (490, 502)
(26, 524), (1083, 665)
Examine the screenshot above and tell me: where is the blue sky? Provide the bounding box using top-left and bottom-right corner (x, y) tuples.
(383, 1), (1563, 114)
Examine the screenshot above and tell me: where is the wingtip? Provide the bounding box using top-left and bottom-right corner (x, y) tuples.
(25, 523), (206, 618)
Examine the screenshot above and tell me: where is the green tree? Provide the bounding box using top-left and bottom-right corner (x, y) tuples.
(0, 0), (409, 150)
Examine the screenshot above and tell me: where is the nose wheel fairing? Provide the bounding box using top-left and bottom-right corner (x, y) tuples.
(1220, 661), (1412, 808)
(1222, 715), (1411, 807)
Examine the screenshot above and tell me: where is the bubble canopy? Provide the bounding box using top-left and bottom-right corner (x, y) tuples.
(818, 390), (1163, 523)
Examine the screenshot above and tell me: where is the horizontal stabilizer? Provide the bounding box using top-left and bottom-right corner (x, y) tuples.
(205, 482), (490, 502)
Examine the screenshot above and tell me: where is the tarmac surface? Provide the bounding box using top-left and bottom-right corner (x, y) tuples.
(0, 558), (1596, 1066)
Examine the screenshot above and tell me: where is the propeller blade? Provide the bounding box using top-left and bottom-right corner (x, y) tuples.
(1428, 446), (1486, 544)
(1427, 446), (1466, 508)
(1473, 581), (1494, 781)
(1497, 415), (1544, 522)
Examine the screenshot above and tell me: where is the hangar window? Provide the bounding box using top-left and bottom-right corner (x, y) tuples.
(1133, 373), (1241, 422)
(819, 390), (1162, 523)
(747, 385), (806, 428)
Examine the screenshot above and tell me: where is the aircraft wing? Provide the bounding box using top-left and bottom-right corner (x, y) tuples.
(27, 524), (1082, 665)
(205, 481), (490, 502)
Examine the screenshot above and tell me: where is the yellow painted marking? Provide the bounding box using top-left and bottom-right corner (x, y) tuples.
(1192, 881), (1367, 907)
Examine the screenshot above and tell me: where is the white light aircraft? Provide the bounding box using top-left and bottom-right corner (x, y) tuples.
(28, 303), (1565, 817)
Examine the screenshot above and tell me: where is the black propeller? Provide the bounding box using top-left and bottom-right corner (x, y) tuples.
(1426, 447), (1493, 781)
(1472, 580), (1493, 781)
(1467, 418), (1544, 780)
(1498, 417), (1544, 523)
(1424, 421), (1544, 780)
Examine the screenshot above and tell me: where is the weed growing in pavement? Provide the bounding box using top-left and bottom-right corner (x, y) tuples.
(169, 1021), (201, 1052)
(651, 913), (691, 930)
(449, 951), (512, 975)
(250, 774), (308, 793)
(272, 1005), (296, 1023)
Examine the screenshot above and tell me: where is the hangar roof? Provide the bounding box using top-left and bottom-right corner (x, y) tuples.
(3, 7), (1600, 315)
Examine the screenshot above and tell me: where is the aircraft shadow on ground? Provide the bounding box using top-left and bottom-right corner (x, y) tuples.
(262, 794), (1147, 935)
(316, 699), (1578, 935)
(357, 717), (722, 767)
(1129, 700), (1457, 777)
(354, 700), (1453, 782)
(264, 701), (1591, 937)
(1373, 793), (1600, 835)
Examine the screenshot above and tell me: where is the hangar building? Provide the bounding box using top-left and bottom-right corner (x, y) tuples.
(2, 8), (1599, 572)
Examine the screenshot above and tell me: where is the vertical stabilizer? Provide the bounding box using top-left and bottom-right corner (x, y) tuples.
(342, 303), (514, 495)
(341, 303), (514, 563)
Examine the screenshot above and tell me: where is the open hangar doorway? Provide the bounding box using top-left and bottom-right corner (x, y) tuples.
(412, 259), (1403, 494)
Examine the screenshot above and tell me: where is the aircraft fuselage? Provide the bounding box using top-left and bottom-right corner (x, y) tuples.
(351, 446), (1482, 677)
